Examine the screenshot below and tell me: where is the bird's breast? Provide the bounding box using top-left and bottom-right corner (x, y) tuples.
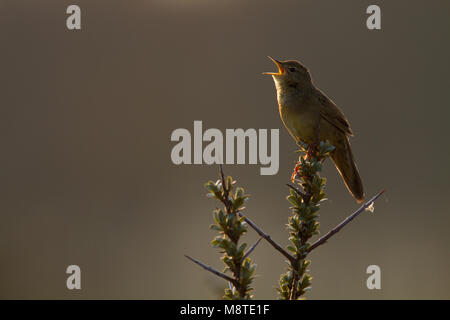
(277, 90), (319, 144)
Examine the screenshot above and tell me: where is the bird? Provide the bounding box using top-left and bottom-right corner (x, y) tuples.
(263, 57), (364, 202)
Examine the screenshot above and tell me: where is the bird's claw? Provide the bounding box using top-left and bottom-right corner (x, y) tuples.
(306, 142), (319, 160)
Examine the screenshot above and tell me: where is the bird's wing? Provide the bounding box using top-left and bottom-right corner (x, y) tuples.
(315, 89), (353, 136)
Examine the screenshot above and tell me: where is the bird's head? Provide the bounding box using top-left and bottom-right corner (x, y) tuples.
(263, 57), (312, 89)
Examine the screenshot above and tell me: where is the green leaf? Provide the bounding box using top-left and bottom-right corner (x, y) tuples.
(235, 187), (244, 199)
(210, 224), (222, 231)
(287, 245), (297, 253)
(238, 243), (247, 255)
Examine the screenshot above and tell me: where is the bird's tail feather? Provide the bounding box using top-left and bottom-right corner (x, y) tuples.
(330, 137), (364, 202)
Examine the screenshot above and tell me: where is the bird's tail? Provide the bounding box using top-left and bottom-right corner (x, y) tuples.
(330, 137), (364, 202)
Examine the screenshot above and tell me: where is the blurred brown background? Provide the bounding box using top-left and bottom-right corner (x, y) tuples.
(0, 0), (449, 299)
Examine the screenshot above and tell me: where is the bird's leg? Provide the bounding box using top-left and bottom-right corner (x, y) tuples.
(291, 163), (301, 183)
(291, 155), (305, 183)
(307, 121), (321, 160)
(292, 140), (307, 182)
(291, 153), (309, 182)
(306, 144), (314, 161)
(303, 138), (320, 160)
(306, 142), (320, 160)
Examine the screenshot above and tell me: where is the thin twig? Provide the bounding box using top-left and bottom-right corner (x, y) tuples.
(237, 211), (296, 264)
(307, 190), (385, 253)
(185, 255), (238, 286)
(219, 164), (226, 189)
(243, 237), (263, 260)
(287, 183), (306, 200)
(219, 164), (231, 210)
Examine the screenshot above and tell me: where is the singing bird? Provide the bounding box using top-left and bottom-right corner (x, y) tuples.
(264, 57), (364, 202)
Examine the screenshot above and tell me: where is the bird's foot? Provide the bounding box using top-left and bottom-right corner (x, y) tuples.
(291, 161), (302, 183)
(306, 143), (319, 160)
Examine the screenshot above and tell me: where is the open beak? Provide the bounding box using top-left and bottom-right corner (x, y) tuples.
(262, 56), (285, 75)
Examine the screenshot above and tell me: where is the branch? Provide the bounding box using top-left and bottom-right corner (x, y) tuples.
(237, 211), (296, 264)
(307, 190), (385, 253)
(289, 274), (298, 300)
(286, 183), (306, 201)
(243, 237), (263, 260)
(219, 164), (295, 264)
(185, 255), (238, 286)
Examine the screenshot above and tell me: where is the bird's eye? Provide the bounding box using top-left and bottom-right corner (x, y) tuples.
(288, 67), (296, 72)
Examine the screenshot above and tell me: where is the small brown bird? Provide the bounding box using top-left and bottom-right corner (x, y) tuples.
(264, 57), (364, 202)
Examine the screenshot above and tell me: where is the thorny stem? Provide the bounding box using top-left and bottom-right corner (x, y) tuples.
(307, 190), (385, 253)
(282, 141), (385, 299)
(280, 141), (331, 300)
(217, 165), (250, 298)
(185, 255), (238, 286)
(237, 211), (295, 265)
(188, 162), (384, 300)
